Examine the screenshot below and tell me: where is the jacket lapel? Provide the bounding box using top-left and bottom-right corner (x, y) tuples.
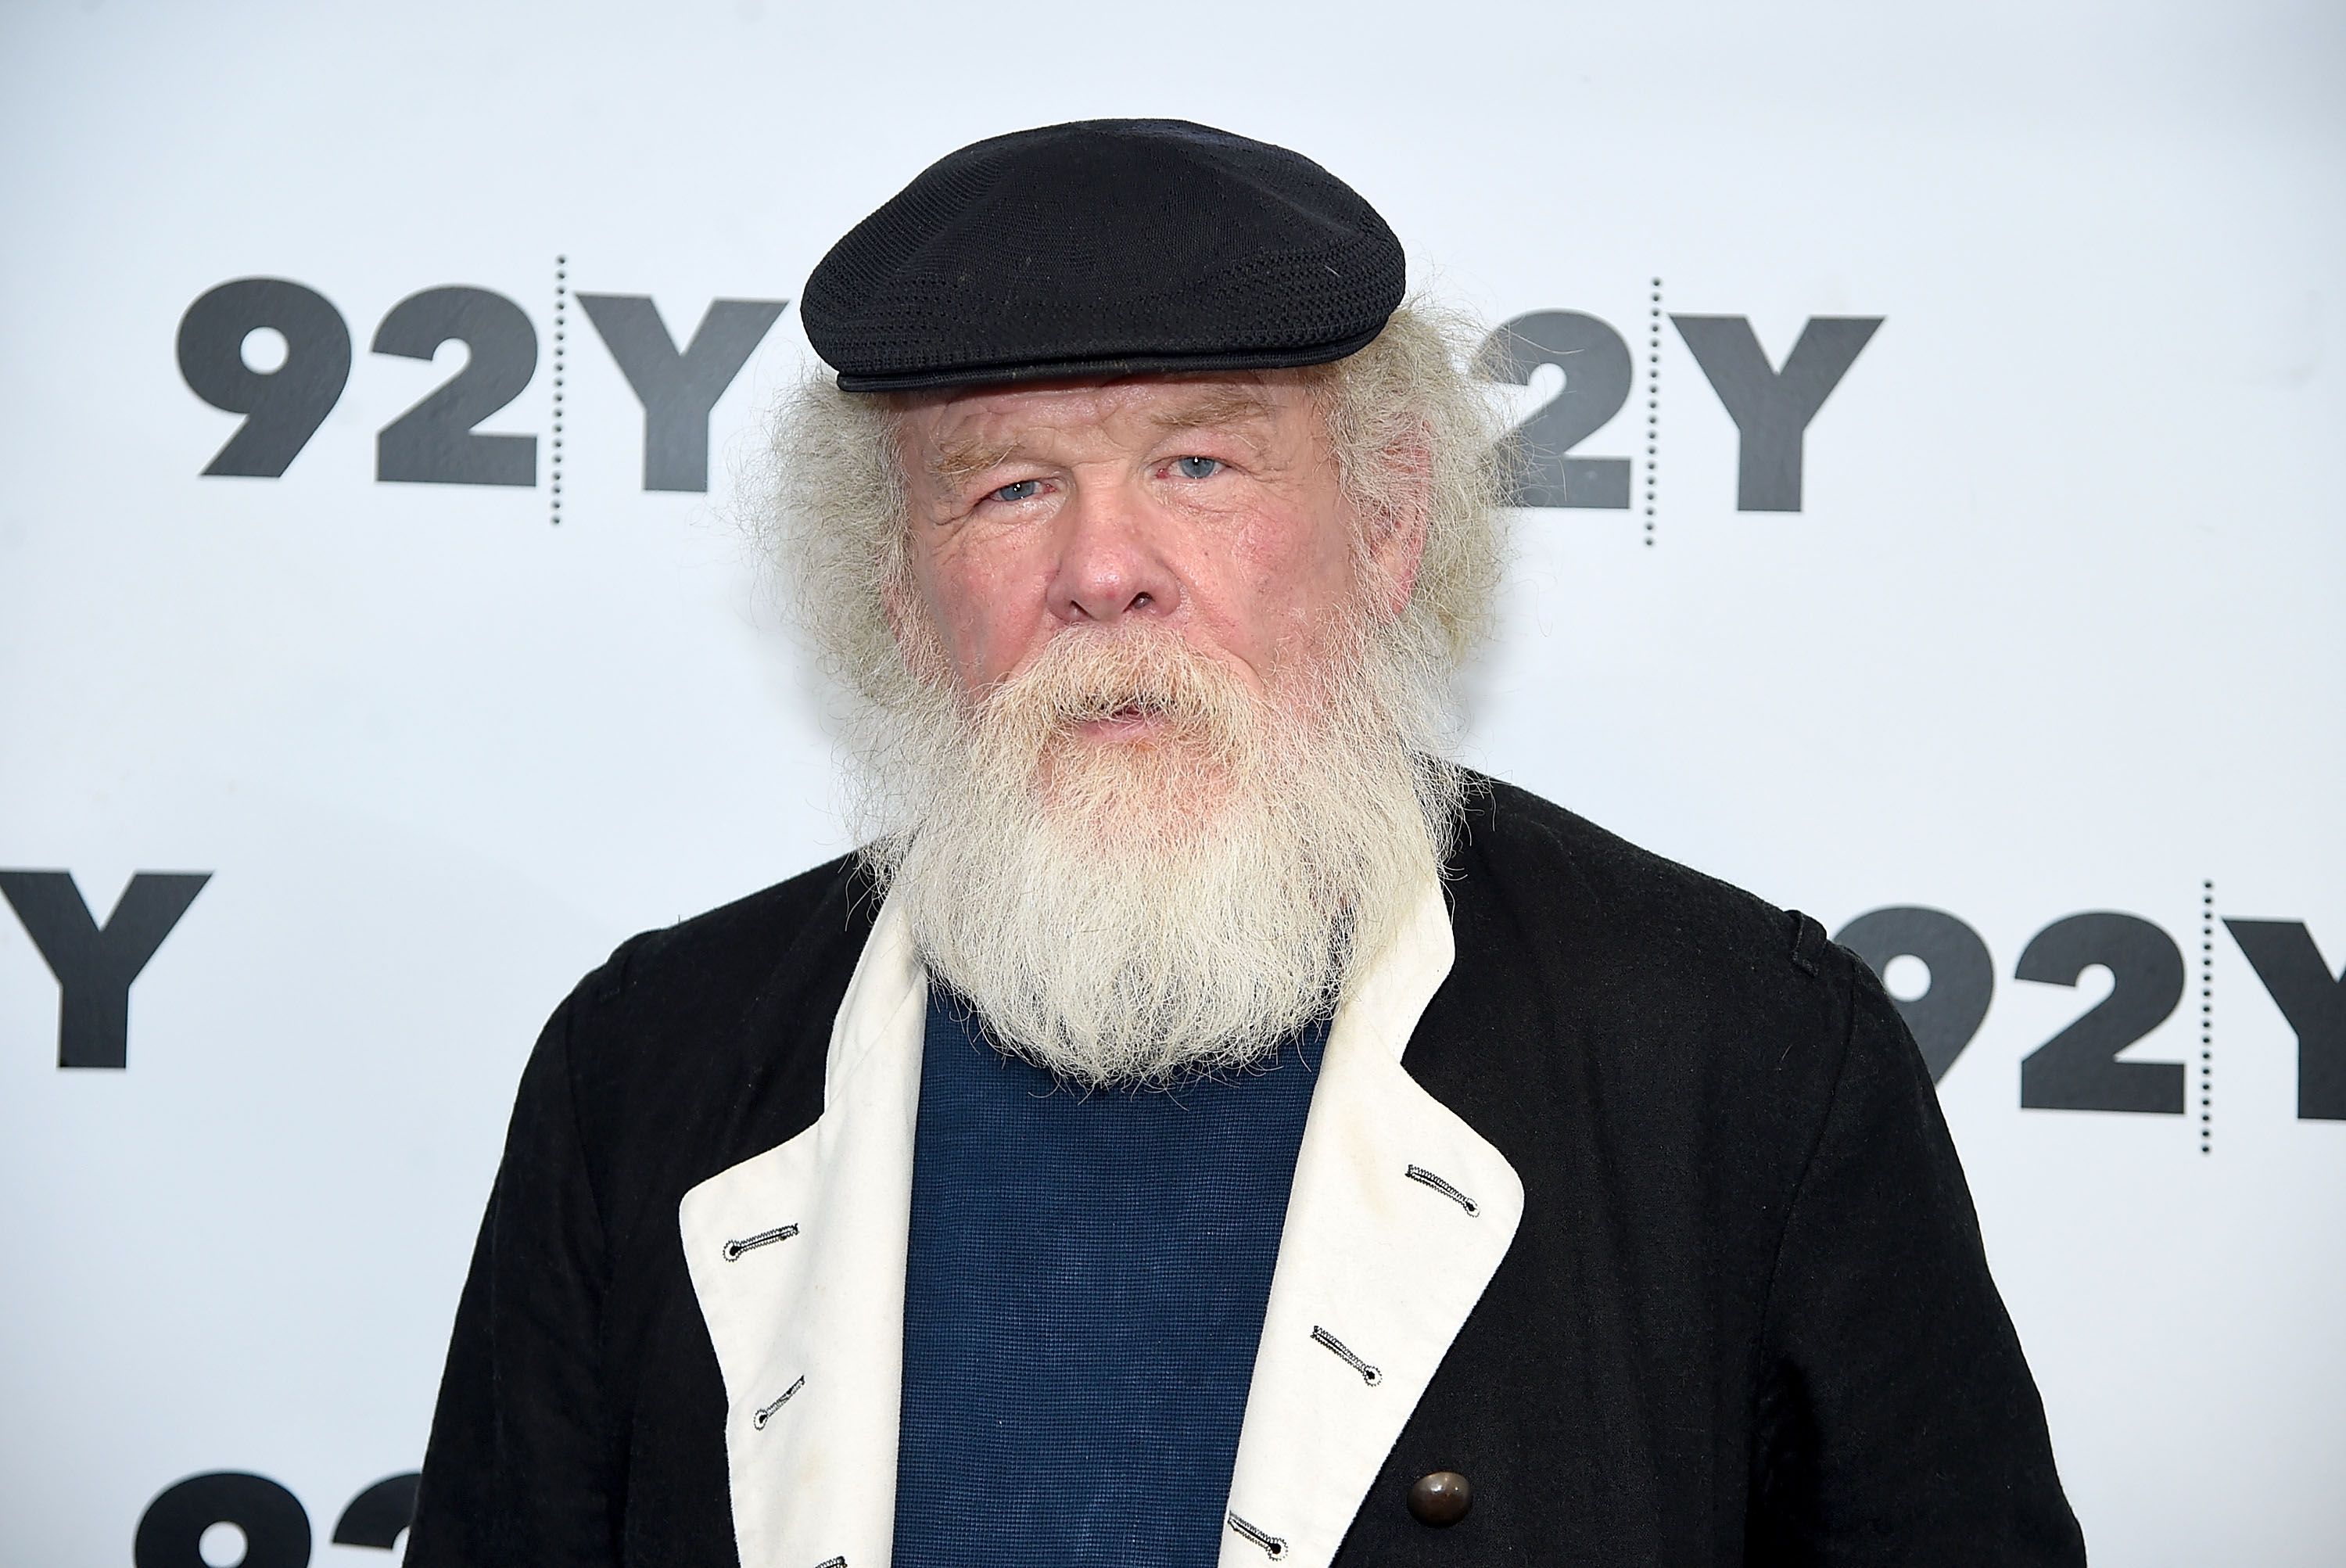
(1218, 877), (1527, 1567)
(678, 874), (1523, 1568)
(679, 892), (927, 1568)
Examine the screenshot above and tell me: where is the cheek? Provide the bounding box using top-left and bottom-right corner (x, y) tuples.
(910, 535), (1046, 683)
(1221, 506), (1360, 641)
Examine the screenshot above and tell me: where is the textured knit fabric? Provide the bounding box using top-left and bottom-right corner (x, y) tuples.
(891, 993), (1328, 1566)
(406, 773), (2087, 1567)
(799, 119), (1405, 392)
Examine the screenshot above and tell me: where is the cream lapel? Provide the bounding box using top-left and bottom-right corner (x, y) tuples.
(679, 891), (926, 1568)
(1218, 876), (1526, 1566)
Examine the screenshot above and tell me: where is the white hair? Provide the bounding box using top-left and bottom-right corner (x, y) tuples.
(882, 619), (1451, 1081)
(751, 300), (1512, 1082)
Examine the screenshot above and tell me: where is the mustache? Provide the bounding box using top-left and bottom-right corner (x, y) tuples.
(977, 629), (1260, 733)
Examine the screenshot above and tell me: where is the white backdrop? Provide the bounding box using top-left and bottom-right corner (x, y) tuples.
(2, 1), (2341, 1563)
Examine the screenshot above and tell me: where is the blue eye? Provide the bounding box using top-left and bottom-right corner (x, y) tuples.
(989, 479), (1042, 504)
(1171, 456), (1223, 479)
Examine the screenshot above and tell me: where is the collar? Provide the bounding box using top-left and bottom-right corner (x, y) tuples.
(680, 876), (1524, 1568)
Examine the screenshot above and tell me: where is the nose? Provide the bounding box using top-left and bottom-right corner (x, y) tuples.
(1044, 479), (1182, 626)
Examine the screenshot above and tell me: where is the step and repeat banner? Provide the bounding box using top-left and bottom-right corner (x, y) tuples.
(2, 1), (2340, 1563)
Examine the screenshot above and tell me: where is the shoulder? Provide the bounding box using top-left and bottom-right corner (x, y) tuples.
(1449, 770), (1836, 990)
(1423, 772), (1913, 1276)
(576, 851), (880, 1025)
(1429, 771), (1884, 1139)
(533, 853), (883, 1217)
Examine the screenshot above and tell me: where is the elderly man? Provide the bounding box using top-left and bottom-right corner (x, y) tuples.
(406, 121), (2084, 1567)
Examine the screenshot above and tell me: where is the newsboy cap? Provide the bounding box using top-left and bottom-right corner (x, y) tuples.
(801, 119), (1405, 393)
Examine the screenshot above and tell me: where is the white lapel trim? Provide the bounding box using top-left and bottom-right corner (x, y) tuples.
(679, 891), (925, 1568)
(678, 874), (1521, 1568)
(1218, 876), (1526, 1566)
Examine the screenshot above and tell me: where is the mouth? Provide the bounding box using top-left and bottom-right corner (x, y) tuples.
(1072, 699), (1168, 740)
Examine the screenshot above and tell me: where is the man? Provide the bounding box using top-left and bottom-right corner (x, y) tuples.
(407, 120), (2085, 1566)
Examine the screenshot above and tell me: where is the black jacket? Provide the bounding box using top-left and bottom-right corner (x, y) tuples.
(407, 775), (2086, 1565)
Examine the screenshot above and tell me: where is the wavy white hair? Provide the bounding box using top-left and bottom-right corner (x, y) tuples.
(752, 300), (1512, 1081)
(759, 300), (1509, 831)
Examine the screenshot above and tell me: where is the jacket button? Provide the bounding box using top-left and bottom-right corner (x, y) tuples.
(1407, 1470), (1471, 1527)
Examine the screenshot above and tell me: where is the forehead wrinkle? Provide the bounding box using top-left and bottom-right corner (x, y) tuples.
(1143, 386), (1280, 439)
(908, 379), (1290, 490)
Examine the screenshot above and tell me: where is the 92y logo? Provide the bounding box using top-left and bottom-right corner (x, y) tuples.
(1839, 906), (2345, 1121)
(136, 1471), (417, 1568)
(176, 278), (786, 491)
(1480, 309), (1881, 512)
(177, 282), (1874, 511)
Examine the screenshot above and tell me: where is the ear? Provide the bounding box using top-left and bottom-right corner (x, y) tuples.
(1364, 430), (1433, 619)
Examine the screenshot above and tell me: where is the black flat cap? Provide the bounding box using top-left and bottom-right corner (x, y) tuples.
(802, 119), (1404, 393)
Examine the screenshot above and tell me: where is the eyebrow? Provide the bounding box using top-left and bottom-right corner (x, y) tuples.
(921, 434), (1020, 488)
(916, 386), (1282, 490)
(1143, 386), (1279, 435)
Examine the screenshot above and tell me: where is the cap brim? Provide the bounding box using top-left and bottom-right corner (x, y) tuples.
(832, 322), (1388, 395)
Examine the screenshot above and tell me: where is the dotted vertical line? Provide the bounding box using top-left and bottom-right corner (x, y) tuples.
(2200, 880), (2214, 1154)
(1643, 278), (1661, 547)
(551, 255), (567, 526)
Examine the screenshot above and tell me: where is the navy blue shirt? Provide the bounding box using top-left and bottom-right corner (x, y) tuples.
(891, 992), (1328, 1566)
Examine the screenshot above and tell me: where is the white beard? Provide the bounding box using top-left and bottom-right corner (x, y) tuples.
(871, 620), (1455, 1086)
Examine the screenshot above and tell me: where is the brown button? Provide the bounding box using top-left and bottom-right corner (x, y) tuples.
(1407, 1469), (1471, 1527)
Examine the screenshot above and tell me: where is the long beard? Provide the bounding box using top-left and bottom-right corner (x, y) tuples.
(870, 619), (1456, 1086)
